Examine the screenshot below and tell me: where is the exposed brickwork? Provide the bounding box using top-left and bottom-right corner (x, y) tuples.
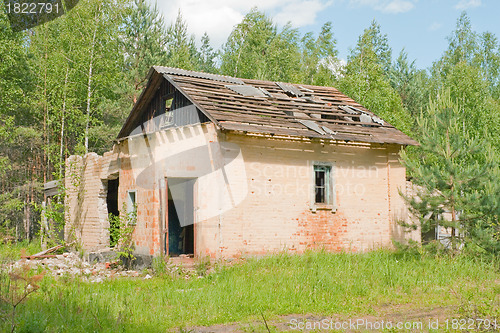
(118, 140), (161, 256)
(65, 154), (110, 251)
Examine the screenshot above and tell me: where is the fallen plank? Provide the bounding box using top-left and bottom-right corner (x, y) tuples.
(21, 255), (58, 259)
(31, 244), (64, 257)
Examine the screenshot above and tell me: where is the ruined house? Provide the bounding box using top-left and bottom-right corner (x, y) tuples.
(65, 66), (420, 260)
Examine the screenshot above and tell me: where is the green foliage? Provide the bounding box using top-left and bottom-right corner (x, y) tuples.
(401, 90), (500, 251)
(165, 11), (198, 70)
(442, 12), (478, 67)
(33, 183), (66, 248)
(389, 49), (431, 118)
(442, 63), (500, 150)
(151, 254), (169, 276)
(336, 22), (412, 134)
(1, 1), (500, 261)
(0, 11), (40, 240)
(109, 213), (120, 248)
(477, 31), (500, 98)
(432, 12), (500, 103)
(109, 204), (137, 267)
(194, 256), (211, 277)
(0, 240), (42, 264)
(299, 21), (338, 85)
(220, 8), (302, 82)
(363, 20), (392, 73)
(197, 32), (217, 73)
(121, 0), (168, 104)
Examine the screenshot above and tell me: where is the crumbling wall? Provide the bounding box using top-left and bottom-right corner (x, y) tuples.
(65, 149), (120, 252)
(117, 123), (221, 257)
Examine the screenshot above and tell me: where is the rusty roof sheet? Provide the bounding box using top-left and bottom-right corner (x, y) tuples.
(147, 67), (418, 146)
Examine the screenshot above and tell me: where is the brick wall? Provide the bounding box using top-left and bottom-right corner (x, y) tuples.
(118, 141), (161, 256)
(195, 134), (419, 258)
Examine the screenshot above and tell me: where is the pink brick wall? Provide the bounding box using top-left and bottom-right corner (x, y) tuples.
(195, 133), (419, 258)
(118, 141), (161, 256)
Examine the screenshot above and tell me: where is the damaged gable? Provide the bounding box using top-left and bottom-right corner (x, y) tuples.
(118, 70), (212, 138)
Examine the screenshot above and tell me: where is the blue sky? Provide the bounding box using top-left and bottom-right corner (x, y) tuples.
(153, 0), (500, 69)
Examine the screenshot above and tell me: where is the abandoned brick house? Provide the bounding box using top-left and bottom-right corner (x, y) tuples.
(64, 66), (420, 259)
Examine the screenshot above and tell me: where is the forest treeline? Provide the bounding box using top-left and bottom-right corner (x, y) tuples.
(0, 0), (499, 251)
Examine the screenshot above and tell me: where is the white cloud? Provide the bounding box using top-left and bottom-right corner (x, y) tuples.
(348, 0), (415, 14)
(274, 0), (332, 27)
(454, 0), (481, 10)
(428, 22), (442, 31)
(151, 0), (332, 49)
(382, 0), (414, 13)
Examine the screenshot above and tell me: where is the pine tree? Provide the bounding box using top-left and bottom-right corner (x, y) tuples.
(197, 32), (217, 73)
(389, 49), (430, 118)
(401, 90), (499, 251)
(121, 0), (169, 105)
(166, 11), (197, 70)
(364, 20), (392, 74)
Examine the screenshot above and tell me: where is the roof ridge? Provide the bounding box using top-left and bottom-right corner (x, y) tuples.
(153, 66), (245, 85)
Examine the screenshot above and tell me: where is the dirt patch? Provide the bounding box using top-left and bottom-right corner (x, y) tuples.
(179, 305), (457, 332)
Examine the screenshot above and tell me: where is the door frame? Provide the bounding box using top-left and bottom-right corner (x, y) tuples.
(161, 177), (197, 256)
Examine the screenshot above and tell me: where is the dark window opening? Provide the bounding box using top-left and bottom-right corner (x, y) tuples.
(127, 190), (137, 222)
(160, 95), (174, 129)
(314, 165), (331, 204)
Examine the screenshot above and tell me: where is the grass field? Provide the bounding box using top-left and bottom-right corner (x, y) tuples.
(1, 247), (500, 332)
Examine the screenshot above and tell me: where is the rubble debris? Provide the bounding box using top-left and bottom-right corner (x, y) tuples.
(8, 252), (141, 283)
(5, 251), (209, 283)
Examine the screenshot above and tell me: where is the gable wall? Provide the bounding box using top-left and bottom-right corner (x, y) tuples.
(118, 123), (220, 256)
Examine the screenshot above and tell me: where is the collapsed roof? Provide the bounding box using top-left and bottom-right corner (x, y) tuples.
(118, 66), (418, 146)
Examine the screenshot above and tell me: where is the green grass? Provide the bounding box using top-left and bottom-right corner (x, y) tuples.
(0, 239), (41, 264)
(2, 249), (500, 332)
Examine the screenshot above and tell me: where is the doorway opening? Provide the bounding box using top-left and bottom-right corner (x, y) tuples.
(167, 178), (195, 256)
(106, 178), (119, 246)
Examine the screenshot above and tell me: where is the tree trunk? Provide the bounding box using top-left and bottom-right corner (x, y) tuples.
(84, 19), (98, 154)
(59, 66), (70, 178)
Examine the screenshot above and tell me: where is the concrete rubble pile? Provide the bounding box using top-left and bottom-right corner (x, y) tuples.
(10, 252), (143, 283)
